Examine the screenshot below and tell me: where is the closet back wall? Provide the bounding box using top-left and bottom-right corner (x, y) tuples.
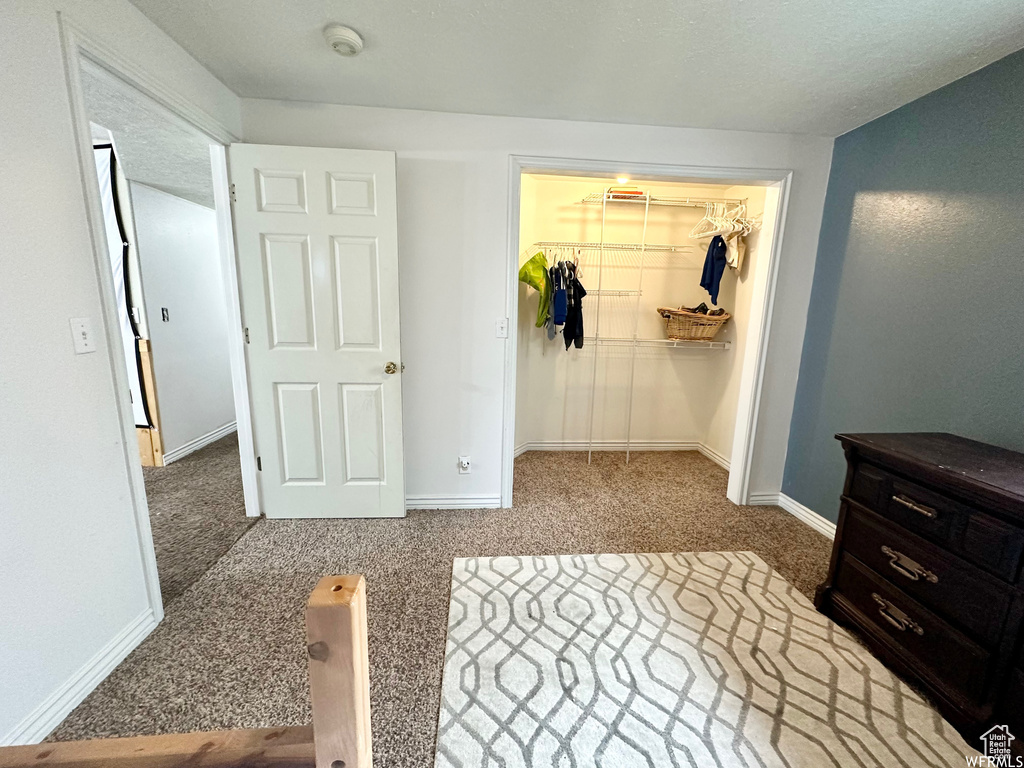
(240, 99), (835, 505)
(515, 176), (767, 461)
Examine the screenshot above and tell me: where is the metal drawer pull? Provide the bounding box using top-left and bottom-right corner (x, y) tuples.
(892, 494), (938, 519)
(880, 545), (939, 584)
(872, 593), (925, 636)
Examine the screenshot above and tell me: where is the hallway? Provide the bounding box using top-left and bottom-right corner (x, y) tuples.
(143, 433), (255, 605)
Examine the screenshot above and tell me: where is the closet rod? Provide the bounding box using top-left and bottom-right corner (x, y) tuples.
(579, 192), (747, 208)
(532, 240), (692, 252)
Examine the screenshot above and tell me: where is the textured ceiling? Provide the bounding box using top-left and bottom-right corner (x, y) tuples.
(127, 0), (1024, 136)
(82, 61), (215, 208)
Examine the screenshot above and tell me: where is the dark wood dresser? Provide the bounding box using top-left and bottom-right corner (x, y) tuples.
(816, 433), (1024, 748)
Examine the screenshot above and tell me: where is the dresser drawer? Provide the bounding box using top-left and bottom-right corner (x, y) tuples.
(847, 461), (889, 511)
(848, 461), (955, 541)
(834, 554), (992, 701)
(886, 476), (960, 541)
(843, 504), (1011, 646)
(847, 462), (1024, 583)
(961, 513), (1024, 583)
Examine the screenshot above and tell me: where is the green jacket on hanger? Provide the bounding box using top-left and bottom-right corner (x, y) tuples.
(518, 252), (551, 328)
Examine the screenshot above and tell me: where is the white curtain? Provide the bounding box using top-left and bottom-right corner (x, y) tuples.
(93, 145), (150, 427)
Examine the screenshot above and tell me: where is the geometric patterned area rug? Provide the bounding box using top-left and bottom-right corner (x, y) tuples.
(434, 552), (976, 767)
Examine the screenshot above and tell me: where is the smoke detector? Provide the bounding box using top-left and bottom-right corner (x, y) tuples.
(324, 24), (363, 57)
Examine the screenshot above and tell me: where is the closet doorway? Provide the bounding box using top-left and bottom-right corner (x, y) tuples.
(501, 159), (791, 507)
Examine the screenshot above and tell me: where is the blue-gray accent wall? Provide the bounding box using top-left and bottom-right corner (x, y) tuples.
(782, 48), (1024, 522)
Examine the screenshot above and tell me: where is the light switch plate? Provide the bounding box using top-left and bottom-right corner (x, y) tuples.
(495, 317), (509, 338)
(69, 317), (97, 354)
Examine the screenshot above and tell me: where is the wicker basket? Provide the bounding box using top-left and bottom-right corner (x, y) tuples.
(656, 307), (730, 341)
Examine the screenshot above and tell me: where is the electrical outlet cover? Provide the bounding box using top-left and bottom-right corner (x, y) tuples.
(69, 317), (97, 354)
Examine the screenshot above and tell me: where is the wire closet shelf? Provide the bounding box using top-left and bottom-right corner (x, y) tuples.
(583, 336), (729, 349)
(533, 240), (691, 252)
(535, 186), (739, 463)
(579, 191), (748, 208)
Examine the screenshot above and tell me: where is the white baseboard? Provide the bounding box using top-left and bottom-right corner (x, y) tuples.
(515, 440), (702, 453)
(1, 609), (157, 746)
(162, 422), (237, 465)
(696, 444), (730, 471)
(778, 493), (837, 539)
(746, 492), (837, 539)
(406, 495), (502, 510)
(514, 441), (731, 470)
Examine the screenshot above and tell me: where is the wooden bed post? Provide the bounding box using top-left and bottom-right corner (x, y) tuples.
(0, 575), (373, 768)
(306, 575), (372, 768)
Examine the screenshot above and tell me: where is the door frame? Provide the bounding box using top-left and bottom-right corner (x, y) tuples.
(501, 155), (794, 507)
(59, 16), (261, 620)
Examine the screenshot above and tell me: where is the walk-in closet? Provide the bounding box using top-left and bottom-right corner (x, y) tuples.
(514, 172), (778, 479)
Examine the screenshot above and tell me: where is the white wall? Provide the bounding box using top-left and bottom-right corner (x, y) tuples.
(702, 184), (769, 462)
(240, 100), (835, 504)
(0, 0), (240, 744)
(515, 176), (768, 454)
(131, 183), (235, 455)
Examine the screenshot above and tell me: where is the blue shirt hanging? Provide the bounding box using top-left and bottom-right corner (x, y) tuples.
(551, 264), (568, 325)
(700, 236), (728, 305)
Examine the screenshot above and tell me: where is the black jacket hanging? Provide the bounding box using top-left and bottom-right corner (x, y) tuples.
(562, 262), (587, 350)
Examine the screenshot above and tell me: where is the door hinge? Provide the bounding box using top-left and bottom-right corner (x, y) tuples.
(229, 183), (237, 204)
(256, 456), (262, 471)
(244, 327), (250, 343)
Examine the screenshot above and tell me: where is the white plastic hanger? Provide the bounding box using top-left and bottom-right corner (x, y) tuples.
(689, 203), (715, 239)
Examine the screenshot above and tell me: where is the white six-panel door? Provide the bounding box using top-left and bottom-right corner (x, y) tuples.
(229, 144), (404, 518)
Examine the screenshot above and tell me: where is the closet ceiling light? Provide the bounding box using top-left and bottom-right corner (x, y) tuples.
(324, 24), (364, 57)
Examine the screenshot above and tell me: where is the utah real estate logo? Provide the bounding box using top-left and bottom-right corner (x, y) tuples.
(967, 725), (1019, 767)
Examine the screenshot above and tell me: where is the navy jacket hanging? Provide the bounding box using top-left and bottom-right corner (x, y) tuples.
(551, 265), (568, 325)
(700, 235), (728, 305)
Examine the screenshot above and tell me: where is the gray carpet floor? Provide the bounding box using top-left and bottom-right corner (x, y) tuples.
(143, 433), (255, 605)
(51, 451), (833, 766)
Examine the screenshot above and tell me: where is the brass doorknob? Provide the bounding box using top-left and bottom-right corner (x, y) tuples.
(384, 362), (398, 374)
